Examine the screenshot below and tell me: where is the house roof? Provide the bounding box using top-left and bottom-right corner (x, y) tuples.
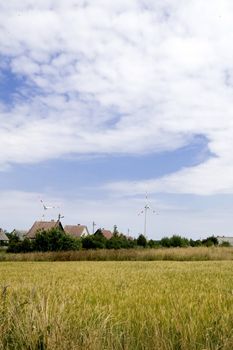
(11, 229), (27, 240)
(101, 229), (113, 239)
(64, 225), (89, 238)
(26, 220), (63, 239)
(0, 229), (9, 241)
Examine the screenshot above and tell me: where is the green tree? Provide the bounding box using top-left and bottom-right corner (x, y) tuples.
(169, 235), (189, 247)
(113, 225), (119, 236)
(33, 228), (81, 252)
(160, 237), (171, 248)
(106, 234), (135, 249)
(82, 231), (107, 249)
(7, 233), (21, 253)
(202, 236), (218, 247)
(137, 234), (147, 247)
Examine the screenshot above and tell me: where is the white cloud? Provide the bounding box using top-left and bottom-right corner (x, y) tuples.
(0, 0), (233, 194)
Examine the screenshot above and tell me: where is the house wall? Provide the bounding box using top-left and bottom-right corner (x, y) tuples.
(217, 236), (233, 246)
(81, 227), (89, 237)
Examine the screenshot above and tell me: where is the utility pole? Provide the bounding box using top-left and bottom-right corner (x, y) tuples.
(58, 213), (64, 221)
(92, 221), (96, 234)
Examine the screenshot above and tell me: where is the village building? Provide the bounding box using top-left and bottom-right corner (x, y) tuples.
(11, 229), (27, 241)
(0, 228), (9, 246)
(26, 220), (64, 239)
(64, 224), (89, 238)
(95, 229), (113, 240)
(217, 236), (233, 246)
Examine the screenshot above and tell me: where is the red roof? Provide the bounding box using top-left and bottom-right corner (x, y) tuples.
(101, 229), (113, 239)
(64, 225), (89, 238)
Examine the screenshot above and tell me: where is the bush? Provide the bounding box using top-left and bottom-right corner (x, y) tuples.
(19, 238), (33, 253)
(170, 235), (189, 247)
(7, 233), (21, 253)
(160, 237), (171, 248)
(106, 234), (136, 249)
(137, 234), (147, 247)
(219, 241), (231, 247)
(202, 236), (218, 247)
(33, 228), (82, 252)
(148, 239), (160, 248)
(7, 229), (82, 253)
(82, 233), (107, 249)
(190, 239), (202, 247)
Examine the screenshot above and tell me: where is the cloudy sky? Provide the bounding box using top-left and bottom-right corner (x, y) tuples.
(1, 0), (233, 238)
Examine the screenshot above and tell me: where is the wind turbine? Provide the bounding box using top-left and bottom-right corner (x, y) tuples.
(138, 193), (158, 237)
(40, 199), (59, 210)
(39, 198), (60, 219)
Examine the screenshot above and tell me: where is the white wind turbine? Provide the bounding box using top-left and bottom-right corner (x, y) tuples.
(39, 199), (60, 219)
(138, 193), (158, 237)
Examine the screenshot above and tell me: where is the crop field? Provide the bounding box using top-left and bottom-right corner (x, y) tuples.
(1, 261), (233, 350)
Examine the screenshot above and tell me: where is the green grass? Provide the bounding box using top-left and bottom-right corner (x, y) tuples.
(1, 261), (233, 349)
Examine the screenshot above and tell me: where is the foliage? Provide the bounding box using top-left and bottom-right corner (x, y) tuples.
(201, 236), (219, 247)
(6, 227), (223, 254)
(7, 229), (81, 253)
(219, 241), (231, 247)
(33, 228), (82, 251)
(82, 231), (107, 249)
(137, 234), (147, 247)
(190, 239), (202, 247)
(106, 234), (136, 249)
(147, 239), (160, 248)
(113, 224), (119, 236)
(7, 233), (22, 253)
(160, 237), (172, 248)
(169, 235), (189, 247)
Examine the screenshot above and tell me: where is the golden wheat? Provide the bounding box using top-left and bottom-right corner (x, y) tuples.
(1, 261), (233, 349)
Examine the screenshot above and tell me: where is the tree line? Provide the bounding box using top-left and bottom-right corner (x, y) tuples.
(5, 228), (227, 253)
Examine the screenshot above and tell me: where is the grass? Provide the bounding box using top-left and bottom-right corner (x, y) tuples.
(1, 261), (233, 349)
(1, 246), (233, 261)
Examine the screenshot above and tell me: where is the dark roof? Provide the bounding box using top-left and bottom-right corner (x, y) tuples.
(0, 229), (9, 241)
(26, 220), (63, 239)
(64, 225), (89, 238)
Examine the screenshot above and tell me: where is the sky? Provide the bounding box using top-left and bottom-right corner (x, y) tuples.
(1, 0), (233, 239)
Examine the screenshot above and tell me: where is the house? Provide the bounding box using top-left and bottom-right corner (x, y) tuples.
(11, 229), (27, 241)
(217, 236), (233, 246)
(95, 229), (113, 240)
(26, 220), (64, 239)
(0, 228), (9, 245)
(64, 224), (89, 238)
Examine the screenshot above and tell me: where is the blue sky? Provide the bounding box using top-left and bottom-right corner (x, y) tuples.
(1, 0), (233, 238)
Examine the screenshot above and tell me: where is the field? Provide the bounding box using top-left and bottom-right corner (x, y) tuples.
(1, 261), (233, 350)
(2, 247), (233, 262)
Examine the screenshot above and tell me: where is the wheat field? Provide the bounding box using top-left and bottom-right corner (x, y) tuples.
(1, 261), (233, 350)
